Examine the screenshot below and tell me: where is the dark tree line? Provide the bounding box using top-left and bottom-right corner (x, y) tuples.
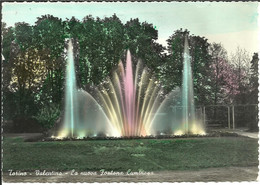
(2, 15), (258, 129)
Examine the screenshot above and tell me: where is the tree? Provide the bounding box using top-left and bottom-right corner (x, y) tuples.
(2, 22), (15, 91)
(72, 15), (124, 86)
(248, 53), (259, 131)
(230, 47), (251, 104)
(163, 29), (211, 105)
(209, 43), (239, 104)
(124, 18), (165, 76)
(72, 15), (164, 87)
(249, 53), (259, 104)
(2, 22), (16, 120)
(14, 22), (33, 51)
(33, 15), (66, 104)
(8, 46), (48, 117)
(160, 29), (184, 92)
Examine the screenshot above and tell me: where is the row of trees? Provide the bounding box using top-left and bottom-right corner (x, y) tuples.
(2, 14), (258, 127)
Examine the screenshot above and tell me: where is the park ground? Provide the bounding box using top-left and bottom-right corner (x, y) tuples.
(2, 131), (259, 182)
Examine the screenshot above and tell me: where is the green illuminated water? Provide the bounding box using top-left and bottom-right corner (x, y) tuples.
(182, 34), (196, 133)
(63, 40), (79, 137)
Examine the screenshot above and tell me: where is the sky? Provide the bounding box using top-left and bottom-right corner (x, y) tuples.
(2, 2), (260, 56)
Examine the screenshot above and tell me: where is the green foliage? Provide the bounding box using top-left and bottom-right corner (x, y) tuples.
(3, 89), (38, 120)
(249, 53), (259, 104)
(248, 53), (259, 131)
(2, 22), (15, 63)
(163, 29), (212, 104)
(33, 104), (61, 129)
(125, 18), (164, 76)
(76, 14), (126, 86)
(14, 22), (33, 50)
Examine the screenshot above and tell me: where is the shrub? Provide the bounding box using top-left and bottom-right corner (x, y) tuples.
(34, 104), (61, 129)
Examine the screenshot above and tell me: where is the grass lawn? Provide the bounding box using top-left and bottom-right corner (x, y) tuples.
(3, 136), (258, 172)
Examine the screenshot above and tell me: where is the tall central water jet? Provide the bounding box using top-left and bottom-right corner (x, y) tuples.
(181, 34), (205, 135)
(59, 39), (79, 138)
(124, 52), (135, 135)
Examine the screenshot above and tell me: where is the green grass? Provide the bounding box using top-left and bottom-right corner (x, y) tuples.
(3, 137), (258, 172)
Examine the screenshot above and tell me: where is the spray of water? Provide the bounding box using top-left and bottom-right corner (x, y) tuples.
(56, 38), (205, 138)
(181, 34), (205, 135)
(58, 40), (79, 138)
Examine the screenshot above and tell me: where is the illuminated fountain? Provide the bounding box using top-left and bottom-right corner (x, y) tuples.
(93, 52), (167, 137)
(181, 34), (205, 135)
(59, 40), (79, 138)
(58, 40), (118, 138)
(56, 36), (205, 138)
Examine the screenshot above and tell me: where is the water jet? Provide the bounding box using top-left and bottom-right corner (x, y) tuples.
(54, 35), (205, 139)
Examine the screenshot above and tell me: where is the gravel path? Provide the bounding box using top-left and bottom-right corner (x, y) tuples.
(210, 128), (258, 139)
